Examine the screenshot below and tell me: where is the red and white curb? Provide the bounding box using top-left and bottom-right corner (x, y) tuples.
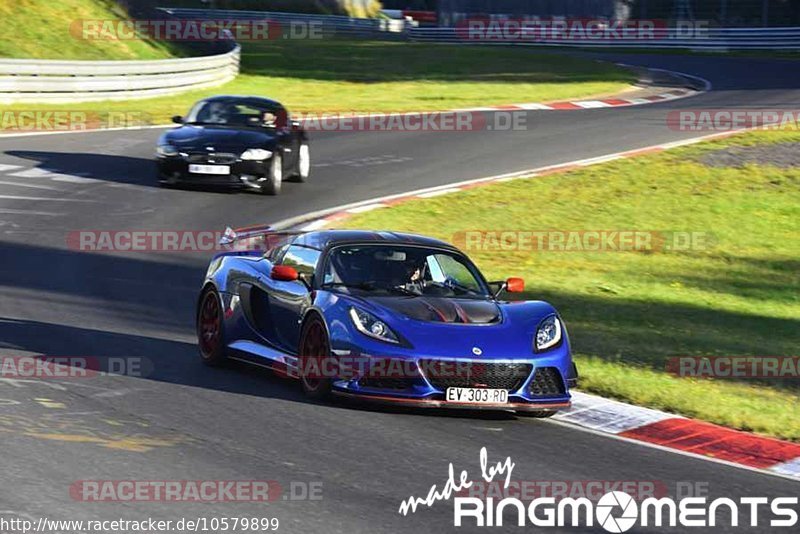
(554, 392), (800, 480)
(274, 126), (800, 482)
(456, 87), (698, 112)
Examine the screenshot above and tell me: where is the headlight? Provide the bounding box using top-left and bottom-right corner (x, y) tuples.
(349, 307), (399, 344)
(241, 148), (273, 161)
(156, 144), (179, 157)
(535, 315), (562, 352)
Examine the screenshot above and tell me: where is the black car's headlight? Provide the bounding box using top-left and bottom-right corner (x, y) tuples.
(535, 315), (562, 352)
(349, 307), (399, 344)
(156, 144), (179, 157)
(241, 148), (273, 161)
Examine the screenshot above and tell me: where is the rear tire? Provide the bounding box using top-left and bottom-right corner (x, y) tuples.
(298, 315), (332, 400)
(197, 287), (227, 366)
(261, 154), (282, 195)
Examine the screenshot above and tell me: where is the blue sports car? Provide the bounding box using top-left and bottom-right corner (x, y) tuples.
(197, 227), (577, 415)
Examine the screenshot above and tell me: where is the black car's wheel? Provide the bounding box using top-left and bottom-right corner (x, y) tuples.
(298, 315), (332, 399)
(289, 142), (310, 183)
(197, 286), (227, 366)
(261, 154), (282, 195)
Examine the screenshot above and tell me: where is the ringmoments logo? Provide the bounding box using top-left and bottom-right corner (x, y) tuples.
(398, 448), (800, 530)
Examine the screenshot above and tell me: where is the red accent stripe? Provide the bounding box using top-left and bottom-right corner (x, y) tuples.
(620, 419), (800, 469)
(602, 99), (630, 106)
(493, 105), (524, 110)
(548, 102), (581, 110)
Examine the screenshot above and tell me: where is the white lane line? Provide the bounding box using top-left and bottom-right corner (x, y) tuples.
(0, 181), (60, 191)
(0, 164), (23, 172)
(6, 168), (100, 184)
(346, 203), (387, 214)
(0, 208), (61, 216)
(770, 458), (800, 478)
(299, 219), (331, 231)
(7, 168), (53, 178)
(417, 188), (463, 198)
(575, 154), (624, 166)
(0, 195), (95, 202)
(49, 175), (100, 184)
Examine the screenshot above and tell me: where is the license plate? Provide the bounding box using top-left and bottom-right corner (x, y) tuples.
(189, 164), (230, 175)
(446, 387), (508, 404)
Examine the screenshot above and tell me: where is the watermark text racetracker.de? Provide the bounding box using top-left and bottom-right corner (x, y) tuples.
(0, 110), (151, 132)
(0, 355), (153, 379)
(66, 230), (298, 253)
(667, 109), (800, 131)
(668, 356), (800, 379)
(456, 18), (710, 42)
(454, 230), (715, 253)
(398, 447), (799, 530)
(70, 19), (323, 41)
(293, 111), (529, 132)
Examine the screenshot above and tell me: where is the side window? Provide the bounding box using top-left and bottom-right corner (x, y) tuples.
(280, 245), (321, 280)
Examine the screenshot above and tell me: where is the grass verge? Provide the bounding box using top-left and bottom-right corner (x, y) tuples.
(337, 127), (800, 441)
(0, 0), (175, 60)
(0, 40), (634, 129)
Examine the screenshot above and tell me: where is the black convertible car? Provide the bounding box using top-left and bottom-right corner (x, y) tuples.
(156, 96), (310, 195)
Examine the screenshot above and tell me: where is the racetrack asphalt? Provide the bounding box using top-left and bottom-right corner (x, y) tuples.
(0, 53), (799, 533)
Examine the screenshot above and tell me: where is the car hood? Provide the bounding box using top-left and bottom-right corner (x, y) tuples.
(363, 296), (500, 324)
(162, 125), (277, 151)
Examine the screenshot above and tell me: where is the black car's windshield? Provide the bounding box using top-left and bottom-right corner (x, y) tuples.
(321, 245), (490, 299)
(185, 100), (287, 129)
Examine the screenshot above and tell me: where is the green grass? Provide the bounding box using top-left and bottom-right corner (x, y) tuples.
(338, 127), (800, 441)
(0, 39), (634, 128)
(0, 0), (175, 60)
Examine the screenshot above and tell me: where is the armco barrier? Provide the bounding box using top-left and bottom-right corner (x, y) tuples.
(0, 43), (240, 103)
(407, 26), (800, 50)
(158, 8), (800, 50)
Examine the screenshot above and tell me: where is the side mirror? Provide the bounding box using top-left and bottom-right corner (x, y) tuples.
(171, 115), (184, 124)
(506, 277), (525, 293)
(271, 265), (298, 282)
(492, 277), (525, 298)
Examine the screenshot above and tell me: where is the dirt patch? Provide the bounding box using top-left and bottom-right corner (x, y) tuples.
(699, 142), (800, 168)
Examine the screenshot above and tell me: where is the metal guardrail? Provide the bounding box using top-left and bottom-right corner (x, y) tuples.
(0, 43), (240, 103)
(159, 8), (800, 49)
(406, 26), (800, 50)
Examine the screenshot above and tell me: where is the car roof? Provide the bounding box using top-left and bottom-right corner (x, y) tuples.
(200, 95), (284, 108)
(290, 230), (460, 252)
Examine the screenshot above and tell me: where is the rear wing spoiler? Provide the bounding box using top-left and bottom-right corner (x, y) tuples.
(218, 224), (299, 253)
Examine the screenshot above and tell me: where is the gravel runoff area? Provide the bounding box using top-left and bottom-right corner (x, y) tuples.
(699, 141), (800, 168)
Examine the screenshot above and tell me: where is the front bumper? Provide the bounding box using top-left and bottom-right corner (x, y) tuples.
(332, 390), (570, 412)
(328, 353), (573, 412)
(157, 156), (272, 189)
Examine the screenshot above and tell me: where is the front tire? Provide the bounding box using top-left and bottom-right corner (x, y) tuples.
(289, 142), (310, 183)
(197, 287), (227, 366)
(298, 315), (332, 399)
(261, 154), (282, 195)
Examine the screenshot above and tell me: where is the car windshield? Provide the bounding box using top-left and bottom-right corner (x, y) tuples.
(184, 100), (287, 128)
(322, 244), (490, 299)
